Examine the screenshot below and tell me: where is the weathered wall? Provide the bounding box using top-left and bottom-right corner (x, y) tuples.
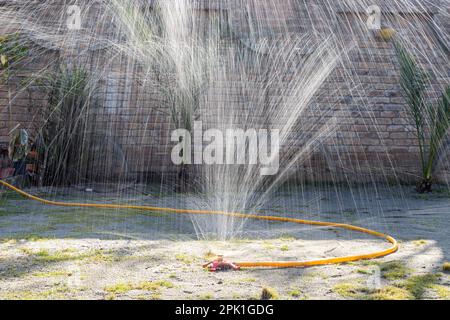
(0, 0), (449, 184)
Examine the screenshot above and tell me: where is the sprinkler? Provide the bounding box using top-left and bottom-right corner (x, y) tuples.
(202, 255), (241, 272)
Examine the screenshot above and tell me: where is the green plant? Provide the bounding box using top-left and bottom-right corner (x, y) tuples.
(394, 41), (450, 193)
(0, 33), (28, 79)
(33, 65), (97, 186)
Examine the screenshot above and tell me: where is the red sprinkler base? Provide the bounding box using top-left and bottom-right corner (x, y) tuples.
(202, 255), (240, 272)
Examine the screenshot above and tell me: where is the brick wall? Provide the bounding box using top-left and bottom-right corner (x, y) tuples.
(0, 0), (449, 184)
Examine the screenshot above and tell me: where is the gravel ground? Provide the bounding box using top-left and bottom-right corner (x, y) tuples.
(0, 184), (449, 300)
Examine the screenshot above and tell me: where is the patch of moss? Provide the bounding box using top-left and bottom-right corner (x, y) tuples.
(369, 286), (413, 300)
(33, 248), (82, 263)
(199, 293), (213, 300)
(356, 268), (373, 275)
(3, 291), (43, 300)
(85, 250), (115, 263)
(105, 283), (134, 294)
(104, 280), (174, 295)
(360, 260), (380, 267)
(20, 247), (35, 255)
(332, 282), (369, 299)
(280, 245), (289, 252)
(32, 270), (73, 278)
(413, 239), (427, 246)
(0, 238), (17, 244)
(288, 289), (301, 297)
(138, 280), (174, 290)
(262, 241), (275, 250)
(261, 287), (279, 300)
(380, 261), (411, 280)
(105, 293), (116, 300)
(431, 284), (450, 299)
(175, 253), (197, 265)
(150, 293), (162, 300)
(401, 273), (440, 299)
(3, 284), (73, 300)
(19, 247), (114, 265)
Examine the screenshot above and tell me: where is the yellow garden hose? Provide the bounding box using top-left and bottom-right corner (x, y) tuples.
(0, 179), (398, 268)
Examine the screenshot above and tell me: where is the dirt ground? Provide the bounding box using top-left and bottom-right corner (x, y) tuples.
(0, 185), (449, 300)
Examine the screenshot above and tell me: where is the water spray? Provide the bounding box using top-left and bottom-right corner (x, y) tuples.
(0, 179), (398, 269)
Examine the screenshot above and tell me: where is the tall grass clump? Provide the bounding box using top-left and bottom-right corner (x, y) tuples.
(35, 65), (98, 186)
